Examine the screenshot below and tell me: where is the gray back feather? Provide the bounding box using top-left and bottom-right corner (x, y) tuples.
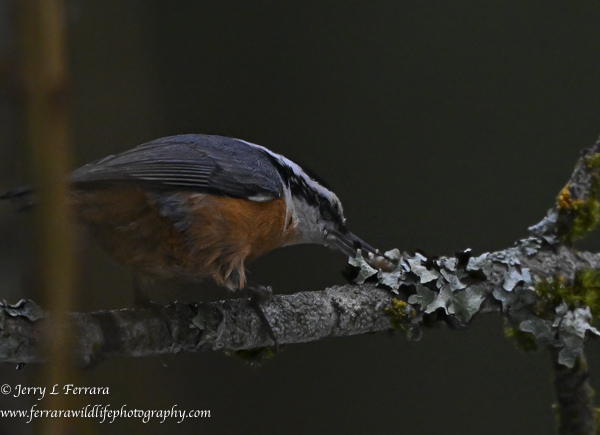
(70, 134), (284, 201)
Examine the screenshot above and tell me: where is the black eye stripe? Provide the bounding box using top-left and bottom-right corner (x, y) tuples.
(266, 154), (345, 225)
(318, 197), (344, 225)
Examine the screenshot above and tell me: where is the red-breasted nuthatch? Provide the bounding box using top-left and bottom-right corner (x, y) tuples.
(68, 134), (383, 293)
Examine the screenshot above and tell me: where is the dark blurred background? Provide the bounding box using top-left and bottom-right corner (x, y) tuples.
(1, 1), (600, 434)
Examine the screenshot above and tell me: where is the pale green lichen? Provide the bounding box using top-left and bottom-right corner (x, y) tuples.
(557, 185), (600, 242)
(556, 153), (600, 242)
(498, 269), (600, 367)
(385, 298), (415, 329)
(585, 152), (600, 170)
(535, 270), (600, 319)
(504, 326), (538, 352)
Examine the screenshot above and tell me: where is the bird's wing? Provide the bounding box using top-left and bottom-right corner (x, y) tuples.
(70, 134), (284, 201)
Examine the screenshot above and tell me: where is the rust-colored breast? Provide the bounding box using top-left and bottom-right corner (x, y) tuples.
(69, 185), (191, 278)
(178, 193), (293, 289)
(69, 184), (294, 290)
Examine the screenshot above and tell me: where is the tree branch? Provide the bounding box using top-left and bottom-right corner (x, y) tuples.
(551, 348), (597, 435)
(0, 285), (394, 365)
(2, 137), (600, 433)
(0, 241), (598, 367)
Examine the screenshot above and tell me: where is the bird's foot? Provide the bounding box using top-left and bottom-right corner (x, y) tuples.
(246, 285), (279, 352)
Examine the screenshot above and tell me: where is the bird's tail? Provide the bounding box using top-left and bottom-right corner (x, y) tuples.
(1, 186), (36, 211)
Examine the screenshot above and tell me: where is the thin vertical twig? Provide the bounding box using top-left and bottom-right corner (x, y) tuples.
(17, 0), (76, 433)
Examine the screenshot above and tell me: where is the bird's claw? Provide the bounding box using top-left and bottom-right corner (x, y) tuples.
(247, 285), (279, 352)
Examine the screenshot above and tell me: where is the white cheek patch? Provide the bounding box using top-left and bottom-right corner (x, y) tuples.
(287, 196), (328, 245)
(235, 138), (346, 243)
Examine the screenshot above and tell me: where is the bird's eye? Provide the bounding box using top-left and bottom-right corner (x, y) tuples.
(322, 210), (332, 220)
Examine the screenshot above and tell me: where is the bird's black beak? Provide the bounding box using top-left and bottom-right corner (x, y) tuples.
(329, 229), (379, 258)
